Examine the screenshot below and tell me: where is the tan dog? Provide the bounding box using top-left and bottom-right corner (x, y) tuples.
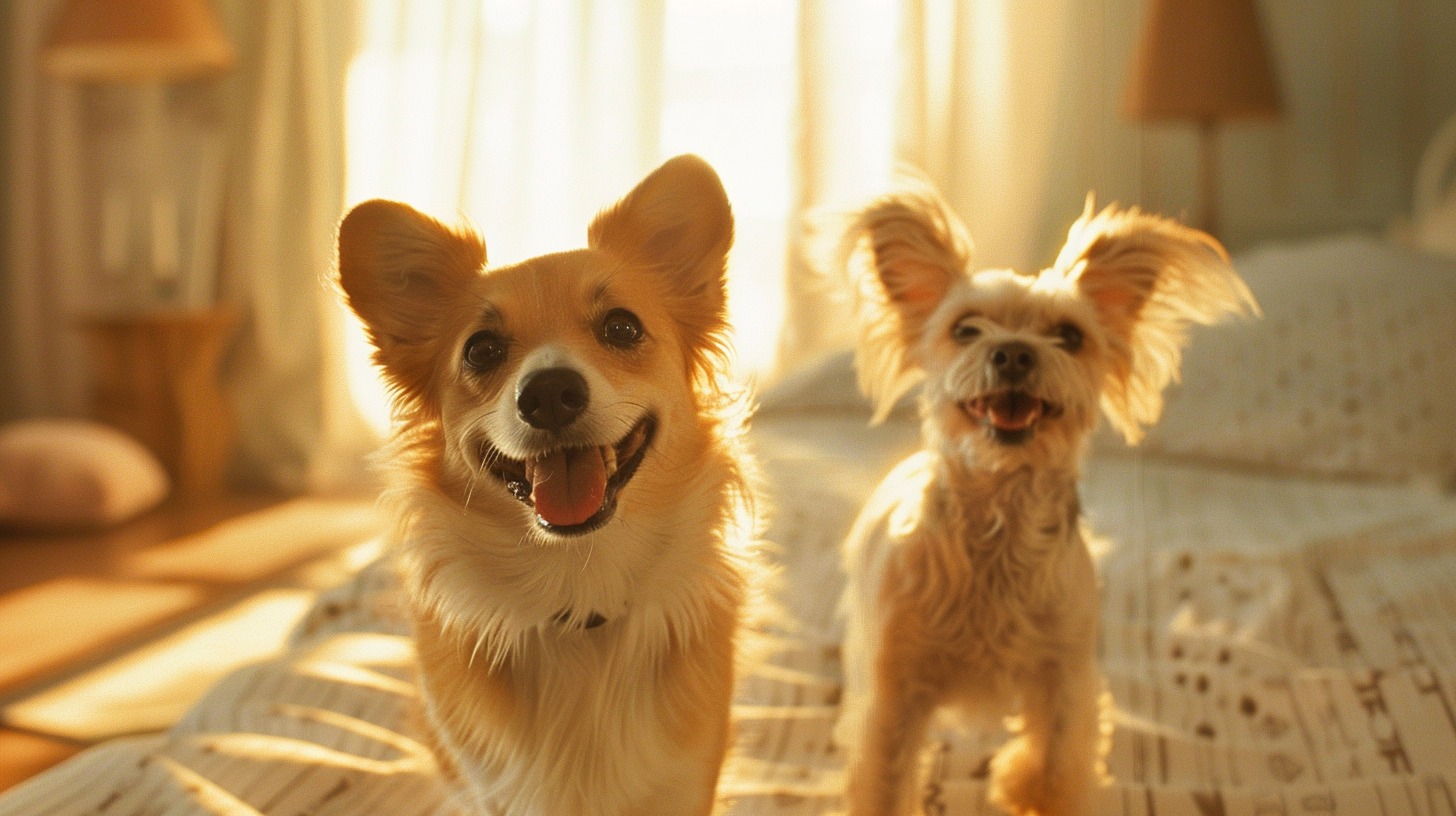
(835, 186), (1257, 815)
(336, 155), (759, 816)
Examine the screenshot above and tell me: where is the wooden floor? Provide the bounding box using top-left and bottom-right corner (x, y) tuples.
(0, 491), (379, 793)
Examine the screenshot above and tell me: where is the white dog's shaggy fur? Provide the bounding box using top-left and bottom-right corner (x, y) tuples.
(336, 155), (761, 816)
(835, 186), (1257, 815)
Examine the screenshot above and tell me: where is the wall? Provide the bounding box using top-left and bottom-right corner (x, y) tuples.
(1034, 0), (1456, 260)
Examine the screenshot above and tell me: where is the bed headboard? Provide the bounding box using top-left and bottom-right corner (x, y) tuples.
(1405, 110), (1456, 259)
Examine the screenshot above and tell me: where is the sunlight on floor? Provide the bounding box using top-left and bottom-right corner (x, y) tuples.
(3, 590), (315, 741)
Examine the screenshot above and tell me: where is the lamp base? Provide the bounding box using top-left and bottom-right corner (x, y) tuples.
(1197, 118), (1220, 236)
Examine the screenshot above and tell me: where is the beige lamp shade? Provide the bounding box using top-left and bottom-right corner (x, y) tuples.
(1124, 0), (1282, 122)
(43, 0), (236, 83)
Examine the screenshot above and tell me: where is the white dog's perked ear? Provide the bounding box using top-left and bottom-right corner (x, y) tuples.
(845, 187), (974, 422)
(1053, 198), (1260, 443)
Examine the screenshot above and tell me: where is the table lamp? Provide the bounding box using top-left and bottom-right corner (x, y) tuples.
(43, 0), (235, 83)
(1123, 0), (1283, 236)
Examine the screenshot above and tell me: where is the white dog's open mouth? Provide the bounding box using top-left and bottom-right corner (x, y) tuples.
(963, 391), (1061, 443)
(481, 415), (656, 535)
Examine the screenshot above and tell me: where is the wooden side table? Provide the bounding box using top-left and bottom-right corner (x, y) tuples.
(79, 307), (239, 498)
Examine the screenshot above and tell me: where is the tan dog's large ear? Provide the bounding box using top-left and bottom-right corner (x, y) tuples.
(1054, 199), (1259, 443)
(335, 199), (484, 411)
(844, 187), (973, 422)
(588, 155), (734, 373)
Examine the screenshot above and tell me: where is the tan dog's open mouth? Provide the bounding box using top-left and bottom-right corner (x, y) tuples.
(481, 415), (656, 535)
(963, 391), (1062, 444)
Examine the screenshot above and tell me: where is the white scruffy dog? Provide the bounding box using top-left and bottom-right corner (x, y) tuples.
(835, 185), (1257, 816)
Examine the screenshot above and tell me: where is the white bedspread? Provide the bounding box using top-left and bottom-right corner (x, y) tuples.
(5, 413), (1456, 815)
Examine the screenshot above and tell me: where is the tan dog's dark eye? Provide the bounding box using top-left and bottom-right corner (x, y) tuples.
(600, 309), (644, 348)
(1053, 322), (1083, 353)
(952, 318), (981, 344)
(464, 330), (507, 371)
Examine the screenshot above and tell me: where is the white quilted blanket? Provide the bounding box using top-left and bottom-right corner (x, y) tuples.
(5, 413), (1456, 815)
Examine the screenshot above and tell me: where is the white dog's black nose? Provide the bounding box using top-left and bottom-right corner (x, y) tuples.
(517, 367), (589, 430)
(989, 341), (1036, 384)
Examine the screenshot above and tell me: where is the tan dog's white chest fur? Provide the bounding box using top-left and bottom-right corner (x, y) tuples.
(336, 155), (759, 816)
(834, 185), (1257, 816)
(403, 470), (743, 816)
(413, 574), (735, 816)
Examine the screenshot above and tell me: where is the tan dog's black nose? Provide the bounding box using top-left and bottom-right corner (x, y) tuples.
(517, 368), (589, 430)
(989, 341), (1036, 384)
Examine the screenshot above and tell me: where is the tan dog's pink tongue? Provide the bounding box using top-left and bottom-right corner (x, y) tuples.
(530, 448), (607, 527)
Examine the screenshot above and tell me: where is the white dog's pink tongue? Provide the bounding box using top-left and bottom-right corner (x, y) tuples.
(530, 448), (607, 527)
(987, 392), (1042, 431)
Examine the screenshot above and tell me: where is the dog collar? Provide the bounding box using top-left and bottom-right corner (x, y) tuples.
(553, 609), (609, 630)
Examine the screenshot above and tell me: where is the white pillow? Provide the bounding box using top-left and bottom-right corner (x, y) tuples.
(0, 419), (171, 529)
(1134, 234), (1456, 483)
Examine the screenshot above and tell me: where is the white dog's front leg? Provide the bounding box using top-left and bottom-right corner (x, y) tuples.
(989, 653), (1104, 816)
(843, 653), (940, 816)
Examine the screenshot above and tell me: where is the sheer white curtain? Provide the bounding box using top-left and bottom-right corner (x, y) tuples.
(345, 0), (666, 259)
(898, 0), (1081, 271)
(341, 0), (803, 429)
(341, 0), (1086, 409)
(215, 0), (377, 491)
(785, 0), (1088, 366)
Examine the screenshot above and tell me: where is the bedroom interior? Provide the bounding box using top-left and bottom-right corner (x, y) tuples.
(1, 0), (1455, 812)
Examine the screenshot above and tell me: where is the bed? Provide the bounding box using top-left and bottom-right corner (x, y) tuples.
(4, 130), (1456, 816)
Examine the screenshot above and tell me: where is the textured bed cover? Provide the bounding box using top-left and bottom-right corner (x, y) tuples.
(4, 413), (1456, 815)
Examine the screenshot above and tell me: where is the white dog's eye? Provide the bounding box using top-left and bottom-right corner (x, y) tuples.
(600, 308), (645, 348)
(463, 330), (508, 371)
(1052, 322), (1084, 353)
(951, 317), (981, 344)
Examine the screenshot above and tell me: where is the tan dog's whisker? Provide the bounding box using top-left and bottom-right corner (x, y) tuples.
(461, 466), (482, 514)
